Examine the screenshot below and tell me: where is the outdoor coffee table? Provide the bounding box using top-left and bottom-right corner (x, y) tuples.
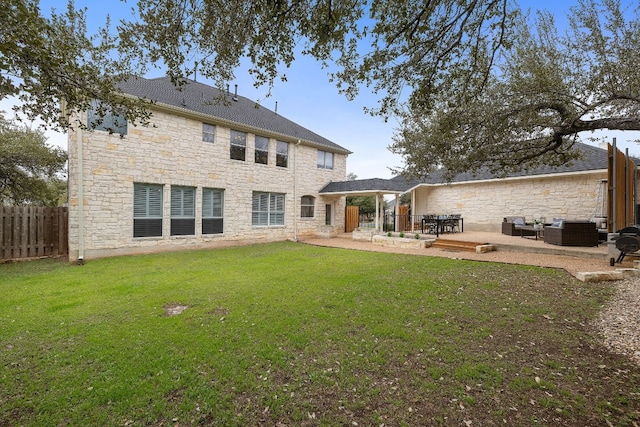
(516, 225), (544, 240)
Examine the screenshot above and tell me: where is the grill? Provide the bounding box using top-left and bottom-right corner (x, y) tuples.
(610, 226), (640, 266)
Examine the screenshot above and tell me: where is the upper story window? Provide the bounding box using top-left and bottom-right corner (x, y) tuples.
(255, 135), (269, 165)
(301, 195), (315, 218)
(230, 130), (246, 161)
(203, 123), (215, 143)
(317, 150), (334, 169)
(276, 141), (289, 168)
(87, 99), (128, 135)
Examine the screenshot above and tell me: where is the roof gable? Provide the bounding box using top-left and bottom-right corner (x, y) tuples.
(117, 76), (350, 154)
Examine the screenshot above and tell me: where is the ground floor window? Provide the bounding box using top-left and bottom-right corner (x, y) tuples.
(134, 183), (163, 237)
(301, 195), (315, 217)
(171, 186), (196, 236)
(202, 188), (224, 234)
(252, 192), (285, 226)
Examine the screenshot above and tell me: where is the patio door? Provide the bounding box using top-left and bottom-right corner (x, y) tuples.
(325, 203), (333, 226)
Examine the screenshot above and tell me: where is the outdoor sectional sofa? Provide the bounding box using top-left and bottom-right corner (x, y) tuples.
(543, 220), (599, 247)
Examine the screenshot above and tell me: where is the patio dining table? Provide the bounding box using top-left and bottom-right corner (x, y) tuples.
(421, 215), (464, 237)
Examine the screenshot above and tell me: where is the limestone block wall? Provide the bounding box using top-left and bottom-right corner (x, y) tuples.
(67, 108), (347, 260)
(413, 172), (611, 232)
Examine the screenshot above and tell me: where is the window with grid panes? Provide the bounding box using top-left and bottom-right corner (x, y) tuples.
(252, 192), (285, 226)
(230, 130), (246, 161)
(255, 135), (269, 164)
(202, 188), (224, 234)
(133, 183), (163, 237)
(301, 195), (315, 217)
(170, 186), (195, 236)
(317, 150), (334, 169)
(276, 141), (288, 167)
(202, 123), (215, 142)
(87, 99), (128, 135)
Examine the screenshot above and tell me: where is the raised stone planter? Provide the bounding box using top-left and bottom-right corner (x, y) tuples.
(353, 228), (377, 242)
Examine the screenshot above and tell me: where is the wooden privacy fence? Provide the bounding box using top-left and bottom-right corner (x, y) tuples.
(0, 206), (68, 261)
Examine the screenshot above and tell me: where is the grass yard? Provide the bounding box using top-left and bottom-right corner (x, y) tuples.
(1, 241), (640, 426)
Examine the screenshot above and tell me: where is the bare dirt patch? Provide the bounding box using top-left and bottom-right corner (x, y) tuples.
(163, 303), (189, 316)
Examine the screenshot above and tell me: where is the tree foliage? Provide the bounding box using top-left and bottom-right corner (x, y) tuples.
(1, 0), (151, 131)
(119, 0), (514, 118)
(390, 0), (640, 179)
(0, 113), (67, 205)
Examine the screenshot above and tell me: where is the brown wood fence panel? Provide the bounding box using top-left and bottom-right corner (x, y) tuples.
(607, 144), (636, 231)
(345, 205), (359, 232)
(398, 205), (410, 231)
(0, 206), (68, 261)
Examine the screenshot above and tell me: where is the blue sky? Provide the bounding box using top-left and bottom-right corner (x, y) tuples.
(2, 0), (639, 179)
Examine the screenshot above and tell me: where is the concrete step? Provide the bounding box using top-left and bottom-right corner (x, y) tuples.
(432, 239), (488, 252)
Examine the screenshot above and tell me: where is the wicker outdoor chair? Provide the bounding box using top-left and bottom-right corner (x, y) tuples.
(501, 216), (535, 236)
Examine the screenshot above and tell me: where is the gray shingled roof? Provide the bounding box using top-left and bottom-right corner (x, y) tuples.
(321, 142), (636, 194)
(117, 76), (350, 154)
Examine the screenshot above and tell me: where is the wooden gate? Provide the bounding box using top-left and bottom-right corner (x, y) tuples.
(0, 206), (68, 261)
(398, 205), (410, 231)
(345, 205), (359, 232)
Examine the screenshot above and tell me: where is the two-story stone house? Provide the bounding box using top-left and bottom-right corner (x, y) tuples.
(67, 76), (351, 261)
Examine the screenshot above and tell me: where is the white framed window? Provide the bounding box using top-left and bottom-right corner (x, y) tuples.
(317, 150), (334, 169)
(87, 99), (128, 135)
(230, 129), (246, 161)
(255, 135), (269, 165)
(171, 186), (196, 236)
(133, 183), (163, 237)
(252, 192), (285, 226)
(301, 195), (315, 218)
(276, 141), (288, 168)
(203, 123), (215, 143)
(202, 188), (224, 234)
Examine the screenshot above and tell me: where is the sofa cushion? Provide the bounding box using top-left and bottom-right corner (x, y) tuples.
(551, 218), (564, 227)
(512, 217), (525, 226)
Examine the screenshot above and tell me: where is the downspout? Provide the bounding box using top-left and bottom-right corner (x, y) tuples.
(612, 138), (617, 232)
(77, 122), (85, 264)
(293, 139), (301, 241)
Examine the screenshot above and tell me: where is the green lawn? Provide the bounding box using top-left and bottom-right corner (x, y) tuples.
(1, 241), (639, 426)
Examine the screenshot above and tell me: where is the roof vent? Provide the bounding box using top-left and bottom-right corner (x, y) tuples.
(233, 84), (238, 102)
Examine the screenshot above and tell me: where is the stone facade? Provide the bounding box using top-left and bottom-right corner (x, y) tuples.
(412, 172), (618, 232)
(67, 107), (347, 260)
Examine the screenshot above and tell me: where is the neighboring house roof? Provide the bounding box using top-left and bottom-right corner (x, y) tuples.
(321, 142), (638, 195)
(117, 76), (351, 154)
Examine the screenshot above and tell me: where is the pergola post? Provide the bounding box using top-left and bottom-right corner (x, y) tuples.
(395, 194), (400, 232)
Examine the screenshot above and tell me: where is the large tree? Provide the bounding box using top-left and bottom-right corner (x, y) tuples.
(1, 0), (151, 131)
(119, 0), (515, 118)
(390, 0), (640, 178)
(2, 0), (515, 129)
(0, 113), (67, 205)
